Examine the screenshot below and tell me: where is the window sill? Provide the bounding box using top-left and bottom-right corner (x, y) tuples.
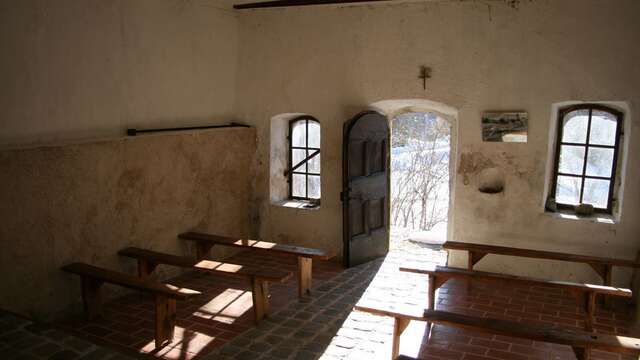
(272, 200), (321, 210)
(543, 210), (617, 225)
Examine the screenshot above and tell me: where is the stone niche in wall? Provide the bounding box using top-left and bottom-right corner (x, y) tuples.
(0, 127), (256, 319)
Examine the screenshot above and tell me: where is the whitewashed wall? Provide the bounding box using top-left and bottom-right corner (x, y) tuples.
(234, 0), (640, 286)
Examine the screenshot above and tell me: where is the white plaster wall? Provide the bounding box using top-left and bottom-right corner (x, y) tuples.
(234, 0), (640, 286)
(0, 0), (238, 147)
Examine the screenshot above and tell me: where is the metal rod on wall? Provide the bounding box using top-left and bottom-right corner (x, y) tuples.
(234, 0), (398, 10)
(126, 122), (250, 136)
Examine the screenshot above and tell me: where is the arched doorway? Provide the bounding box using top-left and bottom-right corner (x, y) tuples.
(390, 111), (451, 246)
(370, 99), (458, 249)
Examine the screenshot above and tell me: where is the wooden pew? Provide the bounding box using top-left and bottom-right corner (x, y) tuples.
(443, 241), (640, 288)
(399, 265), (632, 331)
(118, 247), (292, 322)
(178, 231), (332, 297)
(61, 262), (200, 348)
(354, 305), (640, 360)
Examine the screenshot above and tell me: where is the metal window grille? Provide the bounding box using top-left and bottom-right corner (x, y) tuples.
(288, 116), (321, 200)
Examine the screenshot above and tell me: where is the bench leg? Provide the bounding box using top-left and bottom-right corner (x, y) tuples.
(572, 346), (590, 360)
(428, 274), (436, 310)
(584, 292), (596, 332)
(588, 263), (613, 308)
(155, 295), (176, 349)
(298, 256), (312, 298)
(81, 277), (103, 320)
(195, 243), (214, 260)
(392, 317), (410, 360)
(138, 259), (157, 279)
(467, 251), (487, 270)
(251, 277), (269, 323)
(603, 265), (612, 308)
(427, 274), (436, 335)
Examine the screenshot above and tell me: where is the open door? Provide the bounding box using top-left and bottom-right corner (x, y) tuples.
(342, 111), (390, 268)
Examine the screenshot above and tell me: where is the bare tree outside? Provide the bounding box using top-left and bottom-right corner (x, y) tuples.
(391, 112), (450, 244)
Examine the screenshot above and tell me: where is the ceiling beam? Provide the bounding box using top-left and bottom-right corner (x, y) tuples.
(233, 0), (398, 10)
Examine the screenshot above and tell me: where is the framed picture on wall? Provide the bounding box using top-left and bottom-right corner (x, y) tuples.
(481, 111), (528, 142)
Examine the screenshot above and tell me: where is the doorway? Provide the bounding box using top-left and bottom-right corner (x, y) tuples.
(390, 111), (451, 248)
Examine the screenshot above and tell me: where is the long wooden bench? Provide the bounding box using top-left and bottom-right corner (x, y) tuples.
(118, 247), (292, 322)
(399, 265), (632, 331)
(354, 305), (640, 360)
(61, 262), (201, 348)
(178, 231), (332, 297)
(443, 241), (640, 288)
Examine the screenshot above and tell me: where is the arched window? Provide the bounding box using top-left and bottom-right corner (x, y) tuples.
(551, 104), (623, 213)
(289, 116), (321, 200)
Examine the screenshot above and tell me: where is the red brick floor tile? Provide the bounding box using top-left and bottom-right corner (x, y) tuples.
(469, 338), (510, 351)
(487, 349), (529, 360)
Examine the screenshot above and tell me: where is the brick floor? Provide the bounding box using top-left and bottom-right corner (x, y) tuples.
(0, 309), (134, 359)
(3, 239), (638, 359)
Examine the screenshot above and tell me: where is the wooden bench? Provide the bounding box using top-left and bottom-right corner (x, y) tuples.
(399, 265), (632, 331)
(354, 305), (640, 360)
(178, 231), (332, 297)
(118, 247), (292, 322)
(443, 241), (640, 289)
(61, 262), (200, 348)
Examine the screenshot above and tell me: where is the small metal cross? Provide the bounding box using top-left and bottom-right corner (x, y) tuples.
(419, 66), (432, 90)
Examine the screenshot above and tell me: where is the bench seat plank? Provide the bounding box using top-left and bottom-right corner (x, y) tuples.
(118, 247), (291, 322)
(178, 231), (331, 260)
(443, 241), (640, 268)
(61, 262), (200, 300)
(355, 305), (640, 359)
(118, 247), (291, 283)
(400, 265), (631, 331)
(179, 231), (332, 297)
(62, 262), (200, 349)
(400, 265), (632, 297)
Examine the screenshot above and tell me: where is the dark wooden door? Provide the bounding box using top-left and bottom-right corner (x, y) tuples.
(342, 111), (390, 268)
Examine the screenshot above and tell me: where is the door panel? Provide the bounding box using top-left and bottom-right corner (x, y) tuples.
(342, 111), (390, 267)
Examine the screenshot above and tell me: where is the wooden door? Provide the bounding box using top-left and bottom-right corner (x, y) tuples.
(342, 111), (390, 268)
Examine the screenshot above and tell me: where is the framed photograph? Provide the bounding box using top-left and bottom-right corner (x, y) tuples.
(482, 112), (528, 142)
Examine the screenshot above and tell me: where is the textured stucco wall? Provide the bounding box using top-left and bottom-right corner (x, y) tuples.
(0, 128), (256, 319)
(0, 0), (238, 147)
(235, 0), (640, 286)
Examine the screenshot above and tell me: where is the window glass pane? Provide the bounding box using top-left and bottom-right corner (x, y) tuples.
(582, 178), (610, 209)
(292, 149), (307, 172)
(292, 174), (306, 198)
(589, 111), (617, 146)
(308, 121), (320, 148)
(291, 120), (306, 147)
(555, 175), (581, 205)
(586, 148), (614, 178)
(308, 151), (320, 174)
(558, 145), (585, 175)
(562, 110), (589, 144)
(308, 175), (321, 199)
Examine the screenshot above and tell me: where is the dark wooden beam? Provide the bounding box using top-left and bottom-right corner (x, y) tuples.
(234, 0), (397, 10)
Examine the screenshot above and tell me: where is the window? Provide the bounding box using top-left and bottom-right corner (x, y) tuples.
(550, 104), (623, 213)
(288, 116), (321, 201)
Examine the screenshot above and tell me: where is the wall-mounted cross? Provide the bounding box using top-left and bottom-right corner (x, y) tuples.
(419, 66), (432, 90)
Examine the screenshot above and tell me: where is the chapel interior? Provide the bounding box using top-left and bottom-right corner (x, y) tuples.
(1, 1), (639, 359)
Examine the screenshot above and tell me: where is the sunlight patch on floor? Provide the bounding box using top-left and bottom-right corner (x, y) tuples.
(192, 288), (252, 324)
